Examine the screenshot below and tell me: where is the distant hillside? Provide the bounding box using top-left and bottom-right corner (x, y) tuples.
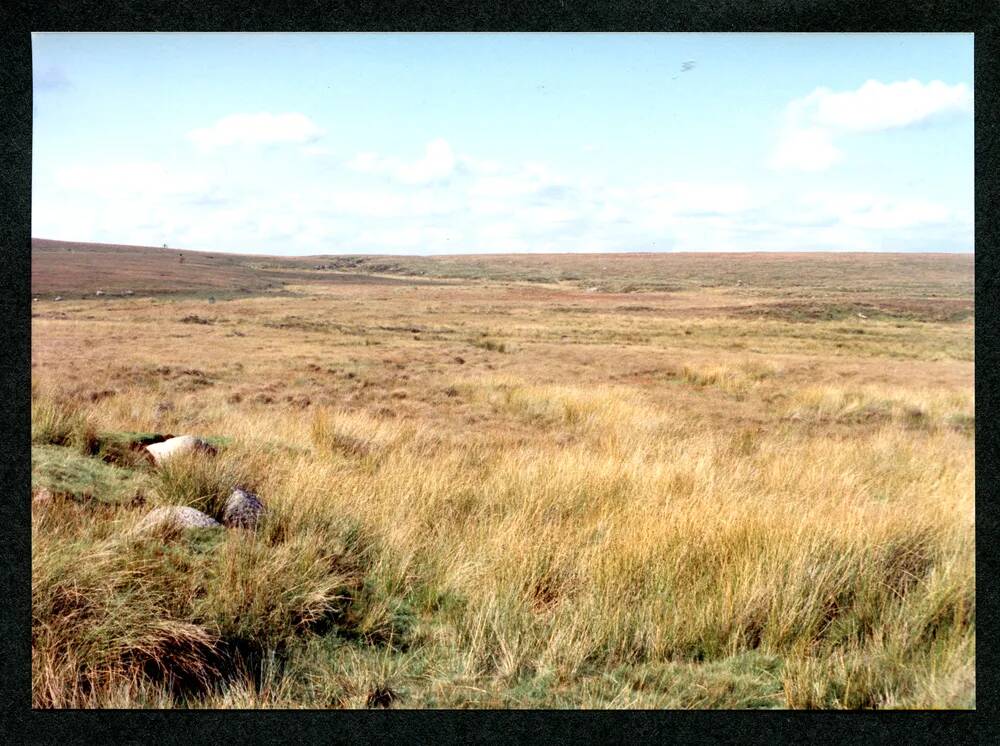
(31, 238), (973, 300)
(300, 250), (975, 297)
(30, 239), (430, 298)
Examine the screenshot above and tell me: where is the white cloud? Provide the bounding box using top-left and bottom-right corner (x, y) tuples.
(800, 79), (972, 133)
(355, 225), (462, 250)
(635, 181), (758, 219)
(348, 138), (456, 185)
(321, 186), (461, 219)
(476, 222), (529, 251)
(325, 189), (407, 218)
(770, 79), (971, 172)
(188, 112), (325, 151)
(522, 205), (579, 226)
(301, 144), (336, 157)
(459, 155), (504, 175)
(347, 151), (391, 174)
(768, 127), (842, 172)
(469, 174), (540, 200)
(329, 144), (968, 252)
(800, 192), (954, 230)
(54, 161), (212, 196)
(397, 138), (456, 184)
(595, 204), (624, 224)
(34, 135), (971, 255)
(468, 162), (573, 210)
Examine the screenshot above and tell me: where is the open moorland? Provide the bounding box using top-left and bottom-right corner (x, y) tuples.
(31, 239), (974, 708)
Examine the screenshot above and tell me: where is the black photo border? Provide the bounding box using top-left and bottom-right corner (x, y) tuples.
(1, 2), (995, 743)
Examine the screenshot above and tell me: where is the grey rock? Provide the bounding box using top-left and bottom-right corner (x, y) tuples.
(223, 487), (265, 529)
(136, 505), (221, 533)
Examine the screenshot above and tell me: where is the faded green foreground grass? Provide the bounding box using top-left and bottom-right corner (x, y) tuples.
(31, 376), (974, 709)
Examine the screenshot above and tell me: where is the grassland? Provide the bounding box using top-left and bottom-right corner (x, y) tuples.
(30, 242), (974, 709)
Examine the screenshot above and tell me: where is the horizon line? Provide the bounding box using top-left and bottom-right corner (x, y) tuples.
(30, 237), (976, 260)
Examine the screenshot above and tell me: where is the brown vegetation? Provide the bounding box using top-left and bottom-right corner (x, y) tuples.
(31, 243), (973, 708)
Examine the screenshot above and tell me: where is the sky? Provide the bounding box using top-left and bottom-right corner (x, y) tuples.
(31, 33), (974, 255)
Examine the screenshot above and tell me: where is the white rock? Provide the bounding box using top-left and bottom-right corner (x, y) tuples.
(145, 435), (217, 466)
(135, 505), (221, 532)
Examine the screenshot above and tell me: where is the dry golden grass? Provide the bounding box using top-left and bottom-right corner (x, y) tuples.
(30, 250), (973, 709)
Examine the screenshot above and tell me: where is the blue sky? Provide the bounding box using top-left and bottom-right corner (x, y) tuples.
(32, 33), (973, 255)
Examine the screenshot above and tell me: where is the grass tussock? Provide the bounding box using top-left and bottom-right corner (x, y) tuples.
(309, 408), (412, 462)
(784, 384), (973, 431)
(458, 377), (660, 435)
(680, 359), (781, 397)
(32, 392), (99, 454)
(152, 449), (264, 520)
(32, 473), (397, 708)
(471, 337), (509, 353)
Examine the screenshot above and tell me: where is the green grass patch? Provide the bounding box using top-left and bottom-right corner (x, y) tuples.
(32, 444), (149, 505)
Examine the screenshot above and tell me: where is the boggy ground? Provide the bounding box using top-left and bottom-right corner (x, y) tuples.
(31, 251), (974, 708)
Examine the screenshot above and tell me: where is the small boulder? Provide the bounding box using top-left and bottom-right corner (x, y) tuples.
(136, 505), (221, 533)
(145, 435), (217, 466)
(222, 487), (265, 529)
